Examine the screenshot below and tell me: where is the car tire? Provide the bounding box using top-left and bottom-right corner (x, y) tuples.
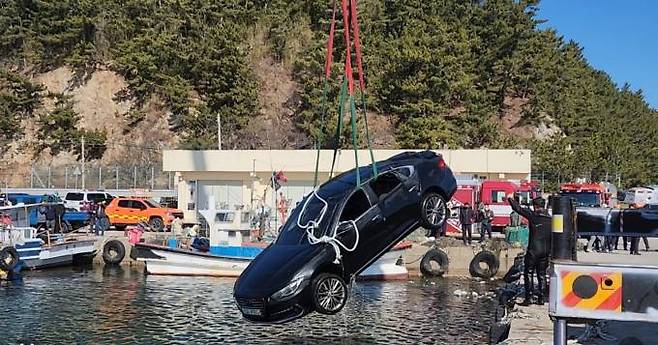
(469, 250), (500, 279)
(420, 248), (449, 277)
(149, 217), (164, 232)
(0, 246), (20, 271)
(420, 192), (448, 230)
(311, 273), (348, 315)
(102, 240), (126, 266)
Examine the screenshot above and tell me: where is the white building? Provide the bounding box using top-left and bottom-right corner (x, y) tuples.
(163, 149), (531, 222)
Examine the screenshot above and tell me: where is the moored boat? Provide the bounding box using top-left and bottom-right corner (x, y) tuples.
(358, 241), (411, 281)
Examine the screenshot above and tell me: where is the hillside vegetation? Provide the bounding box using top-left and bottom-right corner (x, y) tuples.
(1, 0), (657, 189)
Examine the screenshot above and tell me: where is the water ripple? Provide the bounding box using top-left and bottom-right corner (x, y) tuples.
(0, 267), (498, 344)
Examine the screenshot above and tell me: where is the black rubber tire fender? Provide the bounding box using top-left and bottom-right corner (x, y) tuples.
(102, 240), (126, 266)
(469, 250), (500, 279)
(311, 273), (348, 315)
(0, 246), (20, 271)
(420, 192), (449, 230)
(420, 249), (449, 277)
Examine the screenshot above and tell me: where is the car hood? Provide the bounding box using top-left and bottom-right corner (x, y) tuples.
(234, 244), (326, 298)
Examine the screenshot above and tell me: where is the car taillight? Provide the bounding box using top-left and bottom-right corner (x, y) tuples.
(438, 158), (446, 169)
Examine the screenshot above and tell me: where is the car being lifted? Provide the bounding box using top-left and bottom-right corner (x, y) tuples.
(233, 150), (457, 323)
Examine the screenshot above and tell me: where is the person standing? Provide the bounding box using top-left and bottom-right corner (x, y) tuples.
(480, 204), (494, 242)
(95, 201), (107, 236)
(508, 197), (552, 305)
(457, 203), (474, 245)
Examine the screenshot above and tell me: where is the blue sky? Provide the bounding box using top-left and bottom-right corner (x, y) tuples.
(538, 1), (658, 109)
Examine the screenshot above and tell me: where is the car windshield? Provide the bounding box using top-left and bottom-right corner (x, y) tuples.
(275, 191), (340, 245)
(560, 192), (600, 207)
(143, 199), (160, 208)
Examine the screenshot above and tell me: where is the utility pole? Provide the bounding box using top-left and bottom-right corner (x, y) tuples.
(81, 136), (86, 190)
(217, 114), (222, 150)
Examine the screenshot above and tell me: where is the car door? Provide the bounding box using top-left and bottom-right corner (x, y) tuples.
(335, 187), (385, 276)
(369, 169), (420, 237)
(130, 200), (148, 224)
(111, 199), (132, 224)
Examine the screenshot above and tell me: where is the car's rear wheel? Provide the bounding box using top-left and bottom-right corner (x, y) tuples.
(312, 273), (348, 315)
(149, 217), (164, 232)
(420, 192), (448, 230)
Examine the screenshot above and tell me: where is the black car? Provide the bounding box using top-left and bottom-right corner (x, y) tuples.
(234, 151), (457, 323)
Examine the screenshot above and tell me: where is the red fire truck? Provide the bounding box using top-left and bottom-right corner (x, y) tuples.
(446, 178), (541, 233)
(558, 182), (615, 207)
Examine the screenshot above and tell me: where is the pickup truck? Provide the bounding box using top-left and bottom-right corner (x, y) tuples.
(106, 197), (183, 232)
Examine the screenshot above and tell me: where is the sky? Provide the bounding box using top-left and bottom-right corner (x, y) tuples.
(538, 1), (658, 109)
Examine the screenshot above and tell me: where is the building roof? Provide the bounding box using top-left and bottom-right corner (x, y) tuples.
(162, 149), (531, 175)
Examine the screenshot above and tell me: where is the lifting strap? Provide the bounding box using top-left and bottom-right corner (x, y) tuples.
(313, 0), (377, 188)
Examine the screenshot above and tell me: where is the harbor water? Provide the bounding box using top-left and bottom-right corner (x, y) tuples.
(1, 266), (498, 344)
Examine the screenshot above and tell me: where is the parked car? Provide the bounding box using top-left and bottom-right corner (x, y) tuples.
(234, 151), (457, 323)
(105, 197), (184, 231)
(64, 191), (114, 211)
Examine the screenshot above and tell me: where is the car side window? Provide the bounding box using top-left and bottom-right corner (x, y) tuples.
(66, 192), (83, 201)
(340, 189), (371, 221)
(369, 171), (403, 199)
(117, 200), (131, 208)
(131, 201), (147, 210)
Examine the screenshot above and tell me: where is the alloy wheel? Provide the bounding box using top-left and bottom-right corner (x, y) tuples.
(317, 277), (346, 312)
(424, 195), (447, 226)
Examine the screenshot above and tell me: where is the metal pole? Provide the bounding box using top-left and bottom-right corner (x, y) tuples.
(48, 165), (52, 188)
(115, 166), (119, 190)
(81, 136), (86, 190)
(30, 165), (34, 188)
(150, 166), (155, 190)
(168, 172), (172, 190)
(133, 166), (137, 189)
(553, 318), (567, 345)
(65, 167), (68, 189)
(99, 165), (102, 189)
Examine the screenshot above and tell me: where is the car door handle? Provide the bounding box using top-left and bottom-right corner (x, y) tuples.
(371, 214), (383, 222)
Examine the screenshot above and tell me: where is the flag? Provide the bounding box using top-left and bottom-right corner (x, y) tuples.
(271, 171), (287, 191)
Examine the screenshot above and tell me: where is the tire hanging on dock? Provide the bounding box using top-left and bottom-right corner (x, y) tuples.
(0, 246), (20, 271)
(102, 240), (126, 266)
(420, 249), (449, 277)
(469, 250), (499, 279)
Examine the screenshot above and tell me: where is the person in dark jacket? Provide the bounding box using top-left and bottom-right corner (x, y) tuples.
(508, 196), (552, 305)
(456, 203), (474, 245)
(479, 203), (494, 243)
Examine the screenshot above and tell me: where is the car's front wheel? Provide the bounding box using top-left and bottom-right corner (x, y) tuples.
(420, 192), (448, 230)
(149, 217), (164, 232)
(311, 273), (348, 315)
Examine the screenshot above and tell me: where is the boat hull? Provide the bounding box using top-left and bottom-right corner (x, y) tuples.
(134, 244), (253, 277)
(358, 249), (409, 281)
(17, 239), (97, 270)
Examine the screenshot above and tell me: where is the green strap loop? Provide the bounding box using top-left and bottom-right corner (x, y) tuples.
(349, 94), (361, 186)
(360, 91), (378, 178)
(330, 78), (348, 178)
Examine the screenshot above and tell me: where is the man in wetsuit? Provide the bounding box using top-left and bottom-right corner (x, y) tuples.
(508, 197), (552, 305)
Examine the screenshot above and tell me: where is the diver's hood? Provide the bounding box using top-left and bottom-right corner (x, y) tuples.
(234, 244), (326, 297)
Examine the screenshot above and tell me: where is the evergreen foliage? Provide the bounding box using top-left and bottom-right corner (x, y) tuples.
(0, 0), (656, 188)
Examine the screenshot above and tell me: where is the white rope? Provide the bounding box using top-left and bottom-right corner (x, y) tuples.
(296, 188), (360, 264)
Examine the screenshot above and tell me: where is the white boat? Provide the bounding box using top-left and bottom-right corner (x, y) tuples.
(132, 242), (260, 277)
(358, 241), (411, 281)
(0, 203), (97, 272)
(15, 228), (97, 270)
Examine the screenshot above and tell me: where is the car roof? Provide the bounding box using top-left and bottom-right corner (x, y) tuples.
(317, 150), (438, 197)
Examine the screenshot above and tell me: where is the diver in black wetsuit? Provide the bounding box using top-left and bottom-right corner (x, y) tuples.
(508, 197), (552, 305)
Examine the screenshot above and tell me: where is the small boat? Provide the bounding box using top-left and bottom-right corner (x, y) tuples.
(131, 242), (264, 277)
(0, 204), (97, 273)
(15, 229), (97, 270)
(358, 241), (411, 281)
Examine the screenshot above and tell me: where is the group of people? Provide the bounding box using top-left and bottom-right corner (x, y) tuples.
(455, 202), (495, 245)
(586, 234), (650, 255)
(81, 200), (108, 236)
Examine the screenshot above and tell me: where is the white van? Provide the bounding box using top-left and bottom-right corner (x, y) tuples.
(64, 191), (115, 211)
(625, 186), (657, 206)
